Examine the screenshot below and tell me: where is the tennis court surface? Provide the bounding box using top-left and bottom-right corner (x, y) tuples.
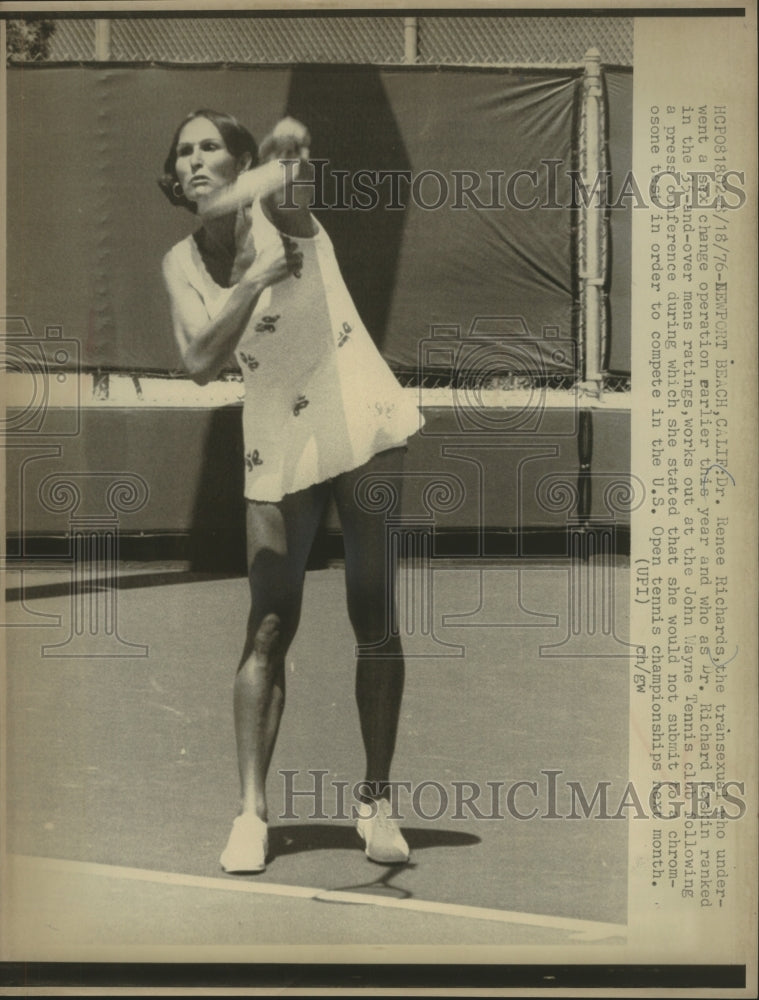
(4, 559), (630, 955)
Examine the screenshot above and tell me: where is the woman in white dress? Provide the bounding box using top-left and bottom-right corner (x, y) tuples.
(160, 109), (422, 873)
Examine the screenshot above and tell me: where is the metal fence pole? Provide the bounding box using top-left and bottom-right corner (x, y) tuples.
(94, 19), (111, 60)
(403, 17), (418, 64)
(581, 47), (605, 395)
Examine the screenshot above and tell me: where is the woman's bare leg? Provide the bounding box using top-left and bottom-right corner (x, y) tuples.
(332, 448), (406, 803)
(235, 484), (328, 821)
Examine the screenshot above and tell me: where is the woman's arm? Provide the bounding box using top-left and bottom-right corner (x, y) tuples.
(198, 157), (290, 221)
(198, 119), (312, 229)
(162, 240), (298, 385)
(258, 118), (317, 238)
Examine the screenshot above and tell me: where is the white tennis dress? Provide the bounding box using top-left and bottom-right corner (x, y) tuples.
(167, 199), (423, 502)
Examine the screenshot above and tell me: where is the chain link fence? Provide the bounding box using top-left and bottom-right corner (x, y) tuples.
(417, 16), (632, 66)
(10, 15), (632, 66)
(109, 17), (406, 64)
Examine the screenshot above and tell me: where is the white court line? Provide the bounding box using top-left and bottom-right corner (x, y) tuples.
(11, 854), (626, 943)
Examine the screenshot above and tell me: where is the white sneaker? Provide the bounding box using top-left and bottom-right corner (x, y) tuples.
(356, 798), (410, 864)
(220, 813), (268, 873)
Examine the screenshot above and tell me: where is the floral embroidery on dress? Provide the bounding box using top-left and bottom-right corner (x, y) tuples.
(293, 395), (310, 417)
(245, 450), (263, 471)
(254, 315), (280, 334)
(239, 352), (259, 371)
(375, 402), (396, 418)
(337, 322), (352, 347)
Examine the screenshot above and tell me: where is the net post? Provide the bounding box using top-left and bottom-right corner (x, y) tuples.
(580, 47), (605, 398)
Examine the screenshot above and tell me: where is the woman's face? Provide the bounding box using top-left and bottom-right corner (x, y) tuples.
(174, 117), (246, 205)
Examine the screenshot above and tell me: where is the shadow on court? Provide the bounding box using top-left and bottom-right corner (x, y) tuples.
(5, 561), (630, 950)
(268, 823), (479, 860)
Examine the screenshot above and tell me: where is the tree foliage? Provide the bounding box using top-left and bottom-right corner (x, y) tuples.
(7, 19), (57, 63)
